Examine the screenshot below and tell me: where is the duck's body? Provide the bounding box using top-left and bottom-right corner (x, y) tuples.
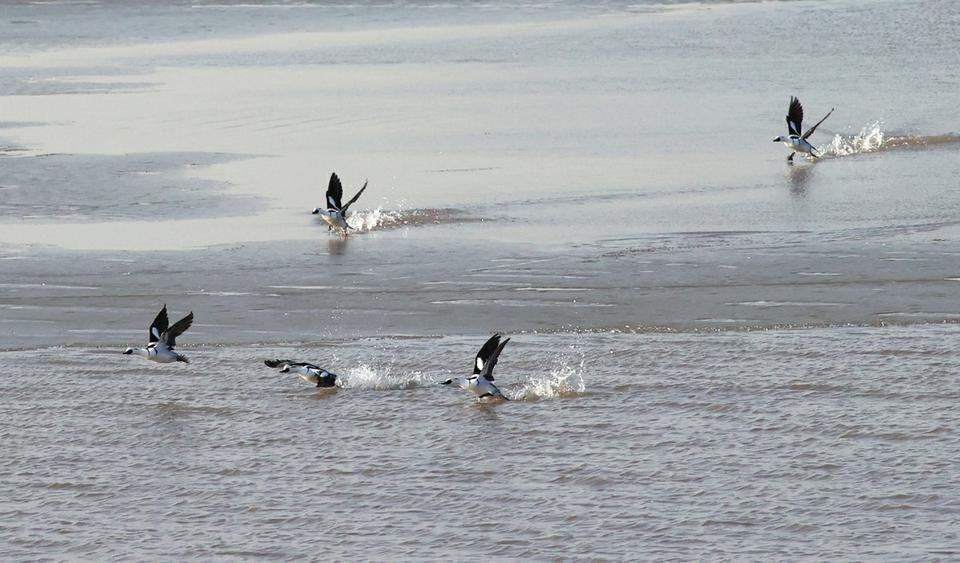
(124, 305), (193, 364)
(265, 359), (337, 388)
(282, 362), (338, 388)
(780, 135), (818, 158)
(447, 371), (507, 399)
(773, 96), (834, 162)
(126, 341), (189, 363)
(316, 208), (349, 232)
(440, 333), (511, 400)
(311, 172), (368, 235)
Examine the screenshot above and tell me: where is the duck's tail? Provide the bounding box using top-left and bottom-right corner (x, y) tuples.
(176, 354), (190, 364)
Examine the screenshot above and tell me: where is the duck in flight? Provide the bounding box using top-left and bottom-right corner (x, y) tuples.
(264, 359), (338, 388)
(123, 305), (193, 363)
(312, 172), (368, 234)
(440, 333), (511, 400)
(773, 96), (835, 162)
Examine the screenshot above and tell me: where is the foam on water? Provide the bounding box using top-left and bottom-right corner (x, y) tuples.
(330, 206), (475, 234)
(348, 206), (403, 233)
(516, 357), (587, 400)
(819, 121), (886, 157)
(338, 363), (430, 390)
(819, 123), (960, 158)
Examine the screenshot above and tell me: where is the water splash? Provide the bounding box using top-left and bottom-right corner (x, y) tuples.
(338, 363), (430, 390)
(339, 206), (476, 233)
(516, 358), (587, 400)
(818, 124), (960, 158)
(347, 206), (403, 232)
(819, 121), (885, 157)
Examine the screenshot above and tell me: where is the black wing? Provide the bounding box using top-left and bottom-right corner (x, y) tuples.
(786, 96), (804, 137)
(474, 333), (510, 381)
(265, 359), (320, 370)
(341, 180), (368, 214)
(802, 107), (834, 140)
(326, 172), (344, 210)
(479, 337), (510, 382)
(474, 333), (502, 375)
(161, 311), (193, 348)
(264, 358), (297, 368)
(149, 305), (169, 343)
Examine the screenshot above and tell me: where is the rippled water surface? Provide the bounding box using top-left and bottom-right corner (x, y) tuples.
(2, 0), (960, 560)
(2, 327), (959, 560)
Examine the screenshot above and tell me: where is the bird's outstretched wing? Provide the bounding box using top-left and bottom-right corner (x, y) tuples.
(481, 381), (510, 400)
(149, 305), (169, 343)
(802, 107), (834, 140)
(341, 180), (368, 215)
(161, 311), (194, 348)
(476, 334), (510, 382)
(265, 359), (296, 368)
(474, 333), (502, 376)
(787, 96), (804, 137)
(326, 173), (344, 210)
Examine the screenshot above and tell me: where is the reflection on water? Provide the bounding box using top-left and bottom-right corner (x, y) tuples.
(326, 236), (348, 256)
(307, 388), (339, 400)
(787, 161), (814, 196)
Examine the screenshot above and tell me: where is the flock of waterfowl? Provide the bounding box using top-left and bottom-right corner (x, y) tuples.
(123, 304), (512, 401)
(123, 97), (834, 401)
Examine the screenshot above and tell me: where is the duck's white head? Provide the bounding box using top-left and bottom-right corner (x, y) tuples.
(773, 136), (786, 142)
(311, 207), (322, 214)
(439, 377), (469, 390)
(279, 364), (291, 373)
(123, 347), (134, 355)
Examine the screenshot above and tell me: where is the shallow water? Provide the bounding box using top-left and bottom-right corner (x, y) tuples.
(1, 0), (960, 560)
(2, 327), (959, 560)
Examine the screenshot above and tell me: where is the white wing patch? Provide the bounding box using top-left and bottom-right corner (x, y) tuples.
(476, 357), (484, 371)
(151, 327), (161, 340)
(327, 195), (338, 209)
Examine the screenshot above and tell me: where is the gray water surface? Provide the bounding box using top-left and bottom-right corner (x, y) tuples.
(1, 0), (959, 560)
(2, 327), (958, 560)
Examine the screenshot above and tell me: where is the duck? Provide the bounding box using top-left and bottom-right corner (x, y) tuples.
(264, 359), (338, 388)
(311, 172), (368, 234)
(123, 305), (193, 363)
(440, 333), (511, 400)
(773, 96), (834, 162)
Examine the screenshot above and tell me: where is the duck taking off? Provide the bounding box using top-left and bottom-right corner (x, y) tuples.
(265, 359), (338, 388)
(312, 172), (368, 234)
(123, 305), (193, 363)
(440, 333), (511, 400)
(263, 360), (337, 387)
(773, 96), (834, 162)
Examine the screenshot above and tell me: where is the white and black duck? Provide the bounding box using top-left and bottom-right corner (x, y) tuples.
(773, 96), (834, 162)
(124, 305), (193, 363)
(265, 359), (338, 388)
(440, 333), (511, 400)
(311, 172), (368, 234)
